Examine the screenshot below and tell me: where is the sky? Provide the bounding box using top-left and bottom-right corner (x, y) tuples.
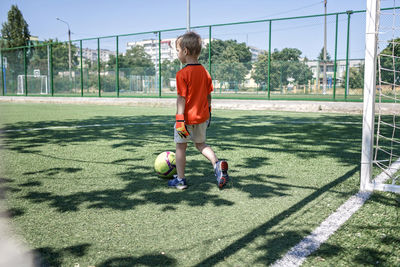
(0, 0), (396, 59)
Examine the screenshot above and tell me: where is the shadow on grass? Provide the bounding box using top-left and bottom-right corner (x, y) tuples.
(23, 167), (82, 176)
(98, 254), (177, 267)
(33, 243), (176, 266)
(354, 248), (391, 266)
(35, 243), (91, 266)
(0, 111), (364, 264)
(195, 166), (359, 266)
(2, 207), (25, 218)
(0, 114), (362, 165)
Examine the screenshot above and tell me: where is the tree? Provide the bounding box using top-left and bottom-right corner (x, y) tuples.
(161, 59), (181, 87)
(1, 5), (30, 49)
(108, 45), (155, 76)
(379, 37), (400, 85)
(272, 48), (302, 62)
(198, 39), (252, 88)
(199, 39), (252, 70)
(317, 47), (331, 61)
(51, 41), (79, 73)
(348, 64), (364, 89)
(251, 52), (270, 88)
(272, 48), (312, 87)
(29, 39), (79, 73)
(252, 48), (313, 90)
(1, 5), (31, 78)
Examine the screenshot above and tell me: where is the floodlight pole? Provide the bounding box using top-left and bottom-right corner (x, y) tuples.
(56, 17), (72, 80)
(187, 0), (190, 32)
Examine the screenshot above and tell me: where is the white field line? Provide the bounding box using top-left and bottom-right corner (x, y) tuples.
(271, 158), (400, 267)
(0, 120), (361, 133)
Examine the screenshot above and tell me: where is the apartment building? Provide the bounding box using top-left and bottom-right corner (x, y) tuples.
(126, 38), (211, 66)
(77, 47), (116, 62)
(306, 59), (364, 86)
(249, 46), (265, 62)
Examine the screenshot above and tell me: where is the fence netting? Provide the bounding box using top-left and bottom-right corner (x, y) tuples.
(1, 8), (397, 100)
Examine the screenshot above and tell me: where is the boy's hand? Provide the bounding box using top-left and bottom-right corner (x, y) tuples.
(207, 106), (212, 128)
(176, 114), (189, 138)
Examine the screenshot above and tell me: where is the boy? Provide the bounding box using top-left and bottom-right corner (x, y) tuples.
(168, 31), (229, 190)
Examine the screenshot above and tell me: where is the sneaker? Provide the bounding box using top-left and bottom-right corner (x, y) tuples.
(215, 160), (229, 189)
(168, 175), (187, 190)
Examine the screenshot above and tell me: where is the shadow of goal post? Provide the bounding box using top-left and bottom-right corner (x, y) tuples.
(361, 0), (400, 194)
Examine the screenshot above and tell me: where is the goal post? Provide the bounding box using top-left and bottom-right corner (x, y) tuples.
(17, 75), (49, 95)
(360, 0), (379, 191)
(361, 0), (400, 194)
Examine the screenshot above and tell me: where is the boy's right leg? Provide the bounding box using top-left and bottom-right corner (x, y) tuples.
(168, 142), (188, 190)
(176, 142), (187, 179)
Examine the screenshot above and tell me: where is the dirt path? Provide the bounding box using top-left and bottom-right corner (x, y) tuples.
(1, 96), (400, 114)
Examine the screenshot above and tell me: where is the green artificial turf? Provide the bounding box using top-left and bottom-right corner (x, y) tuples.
(303, 191), (400, 267)
(0, 102), (398, 266)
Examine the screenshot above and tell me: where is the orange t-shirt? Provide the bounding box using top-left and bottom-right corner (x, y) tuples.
(176, 64), (214, 124)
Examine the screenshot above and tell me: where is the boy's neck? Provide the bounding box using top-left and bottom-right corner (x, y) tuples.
(184, 56), (199, 65)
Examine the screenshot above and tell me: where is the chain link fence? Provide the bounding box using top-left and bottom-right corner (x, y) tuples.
(1, 7), (398, 100)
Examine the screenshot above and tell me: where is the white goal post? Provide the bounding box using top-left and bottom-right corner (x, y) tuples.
(361, 0), (400, 194)
(17, 75), (49, 95)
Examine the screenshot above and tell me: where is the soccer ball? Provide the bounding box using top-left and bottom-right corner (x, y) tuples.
(154, 151), (177, 178)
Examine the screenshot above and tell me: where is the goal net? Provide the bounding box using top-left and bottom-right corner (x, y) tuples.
(361, 0), (400, 193)
(17, 75), (49, 95)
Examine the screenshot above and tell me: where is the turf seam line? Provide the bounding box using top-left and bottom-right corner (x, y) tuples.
(271, 157), (400, 267)
(0, 120), (361, 133)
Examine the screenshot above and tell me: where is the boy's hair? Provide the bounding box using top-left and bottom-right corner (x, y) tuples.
(177, 31), (202, 56)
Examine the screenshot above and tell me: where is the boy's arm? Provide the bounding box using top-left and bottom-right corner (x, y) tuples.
(176, 95), (186, 114)
(176, 95), (189, 138)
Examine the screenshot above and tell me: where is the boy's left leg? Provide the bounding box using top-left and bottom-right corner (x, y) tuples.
(195, 142), (217, 166)
(214, 160), (229, 189)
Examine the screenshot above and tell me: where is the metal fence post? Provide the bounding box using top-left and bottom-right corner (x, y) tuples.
(208, 26), (212, 77)
(333, 13), (339, 100)
(267, 20), (272, 100)
(158, 31), (162, 97)
(50, 43), (54, 96)
(97, 38), (101, 97)
(24, 47), (27, 96)
(345, 10), (353, 100)
(80, 40), (83, 97)
(1, 51), (4, 96)
(116, 35), (120, 97)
